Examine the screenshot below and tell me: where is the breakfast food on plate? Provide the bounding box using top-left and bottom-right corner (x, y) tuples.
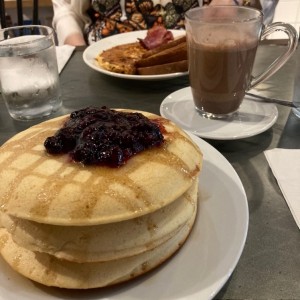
(137, 60), (188, 75)
(0, 107), (202, 289)
(140, 35), (186, 59)
(138, 25), (174, 50)
(0, 181), (197, 263)
(97, 42), (147, 75)
(96, 27), (187, 75)
(136, 38), (187, 75)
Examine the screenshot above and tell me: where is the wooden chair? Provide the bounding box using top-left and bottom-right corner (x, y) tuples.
(0, 0), (39, 29)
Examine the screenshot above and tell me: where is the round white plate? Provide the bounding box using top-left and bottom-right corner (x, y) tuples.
(0, 134), (248, 300)
(82, 30), (188, 80)
(160, 87), (278, 140)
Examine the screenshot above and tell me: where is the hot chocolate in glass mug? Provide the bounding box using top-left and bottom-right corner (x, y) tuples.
(185, 6), (298, 119)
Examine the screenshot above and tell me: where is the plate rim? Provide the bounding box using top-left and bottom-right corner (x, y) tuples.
(82, 30), (188, 81)
(160, 86), (279, 140)
(193, 133), (249, 298)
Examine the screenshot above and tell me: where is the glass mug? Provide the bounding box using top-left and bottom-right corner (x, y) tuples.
(0, 25), (61, 121)
(185, 6), (298, 119)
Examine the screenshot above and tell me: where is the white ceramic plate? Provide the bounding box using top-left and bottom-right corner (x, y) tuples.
(82, 30), (188, 80)
(0, 134), (248, 300)
(160, 87), (279, 140)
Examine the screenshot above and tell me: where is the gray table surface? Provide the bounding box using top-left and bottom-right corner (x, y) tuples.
(0, 42), (299, 299)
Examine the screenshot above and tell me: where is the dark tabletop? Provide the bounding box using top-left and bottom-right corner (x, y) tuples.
(0, 42), (300, 299)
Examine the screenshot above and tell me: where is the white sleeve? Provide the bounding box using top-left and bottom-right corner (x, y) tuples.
(52, 0), (91, 45)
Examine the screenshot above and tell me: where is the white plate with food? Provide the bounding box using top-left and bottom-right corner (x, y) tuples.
(0, 133), (248, 300)
(82, 30), (188, 80)
(160, 87), (279, 140)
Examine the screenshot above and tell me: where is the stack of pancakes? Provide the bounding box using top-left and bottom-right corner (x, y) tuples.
(0, 110), (202, 289)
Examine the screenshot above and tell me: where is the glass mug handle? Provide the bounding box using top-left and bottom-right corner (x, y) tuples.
(249, 22), (298, 89)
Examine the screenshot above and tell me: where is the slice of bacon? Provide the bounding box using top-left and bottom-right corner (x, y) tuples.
(139, 26), (174, 50)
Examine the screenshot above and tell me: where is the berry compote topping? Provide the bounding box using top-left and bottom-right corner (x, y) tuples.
(44, 107), (164, 167)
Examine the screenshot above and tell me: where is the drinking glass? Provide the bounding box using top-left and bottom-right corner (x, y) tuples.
(185, 6), (298, 119)
(0, 25), (62, 121)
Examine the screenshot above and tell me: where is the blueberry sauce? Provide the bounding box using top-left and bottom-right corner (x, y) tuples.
(44, 107), (164, 167)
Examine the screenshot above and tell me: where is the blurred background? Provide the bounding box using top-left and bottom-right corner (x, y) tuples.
(1, 0), (300, 39)
(2, 0), (53, 28)
(272, 0), (300, 38)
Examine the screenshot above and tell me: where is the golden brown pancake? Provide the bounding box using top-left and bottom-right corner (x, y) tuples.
(0, 209), (196, 289)
(0, 110), (202, 226)
(1, 180), (197, 263)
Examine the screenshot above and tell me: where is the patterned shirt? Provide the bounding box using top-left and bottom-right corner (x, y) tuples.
(52, 0), (277, 45)
(85, 0), (201, 43)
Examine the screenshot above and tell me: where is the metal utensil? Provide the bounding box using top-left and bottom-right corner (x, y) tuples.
(245, 92), (296, 108)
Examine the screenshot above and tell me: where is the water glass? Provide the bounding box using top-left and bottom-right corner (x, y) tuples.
(0, 25), (61, 121)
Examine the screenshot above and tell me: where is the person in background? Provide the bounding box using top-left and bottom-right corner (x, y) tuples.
(52, 0), (278, 46)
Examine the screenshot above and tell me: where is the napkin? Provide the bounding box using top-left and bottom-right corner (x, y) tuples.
(55, 45), (75, 74)
(264, 148), (300, 229)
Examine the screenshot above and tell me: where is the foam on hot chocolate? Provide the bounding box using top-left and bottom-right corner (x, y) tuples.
(191, 27), (258, 51)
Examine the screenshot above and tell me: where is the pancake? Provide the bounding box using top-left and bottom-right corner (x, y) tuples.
(1, 180), (198, 263)
(0, 110), (202, 226)
(0, 108), (203, 289)
(96, 42), (147, 75)
(0, 208), (196, 289)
